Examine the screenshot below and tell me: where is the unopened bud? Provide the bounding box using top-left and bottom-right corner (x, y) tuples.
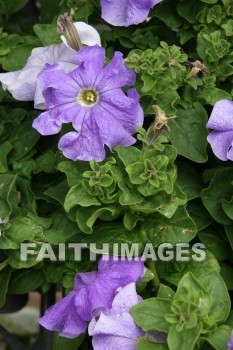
(57, 13), (82, 51)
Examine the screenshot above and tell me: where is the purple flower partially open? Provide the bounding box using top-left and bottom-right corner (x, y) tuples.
(0, 22), (101, 110)
(207, 99), (233, 161)
(32, 45), (143, 162)
(100, 0), (162, 26)
(39, 256), (144, 338)
(89, 283), (144, 350)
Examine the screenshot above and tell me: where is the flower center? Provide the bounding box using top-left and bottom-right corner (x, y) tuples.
(77, 89), (99, 107)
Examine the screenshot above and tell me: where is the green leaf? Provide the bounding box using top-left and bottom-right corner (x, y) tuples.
(198, 271), (231, 322)
(0, 173), (18, 218)
(157, 284), (175, 301)
(8, 269), (45, 294)
(201, 168), (233, 225)
(0, 0), (30, 15)
(3, 45), (37, 71)
(115, 146), (141, 167)
(220, 263), (233, 290)
(168, 323), (202, 350)
(177, 0), (206, 24)
(8, 119), (40, 163)
(53, 332), (85, 350)
(197, 31), (230, 63)
(44, 181), (69, 206)
(197, 86), (232, 105)
(118, 178), (143, 206)
(8, 249), (40, 269)
(83, 222), (144, 255)
(174, 272), (209, 303)
(131, 298), (171, 332)
(64, 183), (101, 211)
(137, 268), (155, 293)
(58, 161), (88, 187)
(33, 24), (60, 46)
(226, 311), (233, 328)
(45, 211), (76, 244)
(222, 197), (233, 220)
(153, 0), (183, 28)
(132, 192), (178, 217)
(187, 199), (213, 231)
(76, 205), (122, 234)
(143, 207), (197, 246)
(169, 103), (208, 163)
(17, 177), (37, 213)
(0, 216), (43, 249)
(176, 162), (202, 200)
(137, 338), (169, 350)
(0, 142), (13, 173)
(202, 325), (231, 350)
(38, 0), (61, 23)
(198, 228), (230, 261)
(225, 225), (233, 250)
(0, 266), (13, 307)
(201, 0), (218, 3)
(157, 250), (220, 286)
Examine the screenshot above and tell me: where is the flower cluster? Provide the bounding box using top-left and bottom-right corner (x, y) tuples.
(39, 256), (145, 347)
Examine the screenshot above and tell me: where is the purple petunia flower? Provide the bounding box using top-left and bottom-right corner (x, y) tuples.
(39, 256), (144, 338)
(228, 331), (233, 350)
(32, 45), (143, 162)
(0, 22), (101, 110)
(100, 0), (163, 27)
(89, 283), (144, 350)
(207, 99), (233, 161)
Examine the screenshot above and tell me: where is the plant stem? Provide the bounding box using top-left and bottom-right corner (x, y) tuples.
(140, 229), (160, 294)
(147, 258), (160, 294)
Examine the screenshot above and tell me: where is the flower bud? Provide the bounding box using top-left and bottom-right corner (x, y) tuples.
(57, 13), (82, 51)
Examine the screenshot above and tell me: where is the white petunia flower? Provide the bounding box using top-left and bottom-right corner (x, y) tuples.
(0, 22), (101, 110)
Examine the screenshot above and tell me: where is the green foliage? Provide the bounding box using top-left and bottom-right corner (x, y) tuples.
(132, 272), (231, 350)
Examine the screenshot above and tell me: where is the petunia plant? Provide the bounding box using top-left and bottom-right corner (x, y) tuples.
(0, 0), (232, 350)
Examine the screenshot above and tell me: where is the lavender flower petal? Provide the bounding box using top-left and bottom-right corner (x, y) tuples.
(207, 131), (233, 161)
(100, 0), (162, 27)
(207, 100), (233, 161)
(39, 292), (86, 338)
(58, 110), (105, 162)
(228, 331), (233, 350)
(37, 63), (80, 108)
(70, 45), (105, 88)
(100, 88), (143, 133)
(74, 256), (145, 320)
(207, 100), (233, 131)
(95, 51), (136, 92)
(89, 283), (144, 350)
